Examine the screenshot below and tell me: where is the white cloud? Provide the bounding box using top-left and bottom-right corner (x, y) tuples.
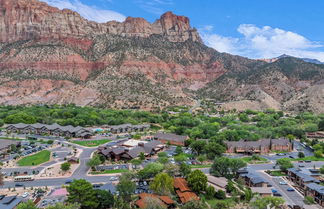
(135, 0), (173, 15)
(43, 0), (126, 23)
(201, 24), (324, 62)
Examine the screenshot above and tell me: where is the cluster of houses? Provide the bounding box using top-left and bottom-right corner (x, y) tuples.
(106, 124), (150, 134)
(306, 132), (324, 140)
(98, 139), (164, 161)
(135, 177), (198, 209)
(5, 123), (92, 139)
(0, 139), (20, 158)
(287, 168), (324, 207)
(225, 138), (292, 154)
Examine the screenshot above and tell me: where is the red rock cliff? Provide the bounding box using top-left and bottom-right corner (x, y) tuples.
(0, 0), (202, 43)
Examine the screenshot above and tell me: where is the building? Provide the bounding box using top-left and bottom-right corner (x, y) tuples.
(239, 173), (268, 187)
(0, 195), (23, 209)
(136, 193), (175, 209)
(287, 168), (320, 191)
(206, 175), (228, 192)
(154, 133), (189, 146)
(225, 138), (292, 154)
(67, 157), (79, 164)
(98, 140), (164, 161)
(0, 139), (20, 157)
(108, 124), (150, 134)
(173, 178), (199, 204)
(306, 132), (324, 139)
(5, 123), (92, 138)
(305, 183), (324, 207)
(251, 187), (272, 197)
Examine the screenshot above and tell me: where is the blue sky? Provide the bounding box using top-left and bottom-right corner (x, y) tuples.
(43, 0), (324, 61)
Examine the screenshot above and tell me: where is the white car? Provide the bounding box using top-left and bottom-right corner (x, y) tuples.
(109, 176), (118, 181)
(279, 181), (287, 185)
(22, 192), (29, 198)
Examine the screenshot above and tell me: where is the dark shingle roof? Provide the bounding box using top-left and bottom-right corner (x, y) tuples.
(154, 133), (188, 143)
(306, 183), (324, 195)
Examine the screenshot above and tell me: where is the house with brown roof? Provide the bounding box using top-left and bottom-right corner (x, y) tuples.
(173, 178), (199, 204)
(251, 187), (272, 197)
(135, 193), (175, 209)
(225, 138), (292, 154)
(306, 132), (324, 139)
(5, 123), (92, 139)
(98, 140), (164, 161)
(154, 133), (189, 146)
(0, 140), (20, 159)
(206, 175), (228, 192)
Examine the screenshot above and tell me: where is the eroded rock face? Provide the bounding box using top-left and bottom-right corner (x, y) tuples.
(0, 0), (201, 43)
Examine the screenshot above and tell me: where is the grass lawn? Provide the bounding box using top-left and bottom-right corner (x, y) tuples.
(90, 169), (128, 175)
(269, 170), (287, 176)
(0, 137), (25, 141)
(201, 195), (235, 208)
(17, 150), (51, 166)
(242, 156), (269, 164)
(72, 139), (112, 147)
(291, 156), (324, 161)
(190, 164), (212, 168)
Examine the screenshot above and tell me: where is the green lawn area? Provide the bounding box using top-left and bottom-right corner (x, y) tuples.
(72, 139), (112, 147)
(284, 156), (324, 162)
(17, 150), (51, 166)
(190, 164), (212, 168)
(201, 195), (235, 208)
(242, 156), (269, 164)
(90, 169), (128, 175)
(269, 170), (287, 176)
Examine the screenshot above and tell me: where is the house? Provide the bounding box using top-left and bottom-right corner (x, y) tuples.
(154, 133), (189, 146)
(0, 140), (20, 158)
(98, 140), (164, 161)
(173, 178), (199, 204)
(225, 138), (292, 154)
(0, 195), (23, 209)
(108, 124), (150, 134)
(306, 132), (324, 139)
(135, 193), (175, 209)
(240, 173), (268, 187)
(206, 175), (228, 192)
(251, 187), (272, 197)
(5, 123), (92, 139)
(305, 183), (324, 207)
(287, 168), (319, 191)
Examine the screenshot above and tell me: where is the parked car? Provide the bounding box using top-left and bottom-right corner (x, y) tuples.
(279, 181), (287, 185)
(298, 165), (305, 167)
(65, 180), (72, 184)
(287, 188), (294, 192)
(15, 183), (24, 187)
(22, 192), (29, 198)
(273, 192), (282, 197)
(276, 153), (286, 156)
(305, 160), (311, 163)
(271, 188), (277, 193)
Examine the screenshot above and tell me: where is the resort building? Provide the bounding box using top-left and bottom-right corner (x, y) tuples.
(225, 138), (292, 154)
(287, 168), (320, 191)
(107, 124), (150, 134)
(98, 140), (164, 161)
(5, 123), (92, 138)
(0, 140), (20, 159)
(136, 193), (175, 209)
(154, 133), (189, 146)
(173, 178), (199, 204)
(305, 183), (324, 207)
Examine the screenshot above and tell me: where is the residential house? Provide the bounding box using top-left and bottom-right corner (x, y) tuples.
(98, 140), (164, 161)
(306, 132), (324, 139)
(287, 168), (320, 191)
(206, 175), (228, 192)
(240, 173), (268, 187)
(173, 178), (199, 204)
(5, 123), (92, 139)
(154, 133), (189, 146)
(108, 124), (150, 134)
(136, 193), (175, 209)
(225, 138), (292, 154)
(67, 157), (79, 164)
(305, 183), (324, 207)
(251, 187), (272, 197)
(0, 140), (20, 159)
